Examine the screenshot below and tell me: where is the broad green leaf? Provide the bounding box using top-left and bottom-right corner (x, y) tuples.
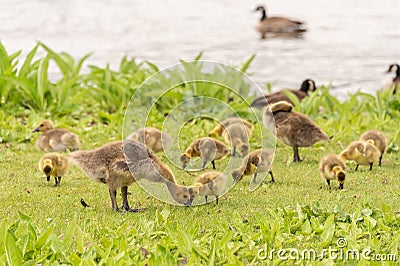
(5, 232), (22, 266)
(35, 224), (54, 250)
(320, 214), (335, 247)
(19, 44), (39, 77)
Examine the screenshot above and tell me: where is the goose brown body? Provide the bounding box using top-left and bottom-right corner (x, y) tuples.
(255, 5), (306, 39)
(38, 153), (70, 186)
(33, 120), (80, 152)
(264, 101), (329, 162)
(251, 79), (316, 108)
(319, 154), (346, 189)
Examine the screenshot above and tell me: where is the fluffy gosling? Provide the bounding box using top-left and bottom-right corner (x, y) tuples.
(208, 117), (253, 138)
(319, 154), (346, 189)
(188, 171), (228, 205)
(38, 153), (70, 186)
(340, 140), (380, 171)
(359, 130), (387, 166)
(251, 79), (316, 108)
(32, 120), (80, 152)
(128, 127), (172, 152)
(69, 140), (192, 211)
(221, 123), (251, 157)
(231, 149), (274, 183)
(263, 101), (329, 162)
(181, 137), (229, 169)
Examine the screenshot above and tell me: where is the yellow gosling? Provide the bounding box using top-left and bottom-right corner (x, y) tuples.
(221, 123), (251, 157)
(38, 153), (70, 186)
(181, 137), (229, 169)
(231, 149), (274, 183)
(340, 140), (380, 171)
(359, 130), (387, 166)
(188, 171), (228, 205)
(319, 154), (346, 189)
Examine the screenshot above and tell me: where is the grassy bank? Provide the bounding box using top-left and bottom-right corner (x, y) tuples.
(1, 43), (400, 264)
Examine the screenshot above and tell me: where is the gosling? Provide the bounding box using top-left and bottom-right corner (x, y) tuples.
(221, 123), (251, 157)
(188, 171), (228, 205)
(319, 154), (346, 189)
(38, 153), (70, 186)
(231, 149), (274, 183)
(32, 120), (80, 152)
(359, 130), (387, 166)
(128, 127), (172, 152)
(340, 140), (380, 171)
(69, 140), (192, 211)
(251, 79), (317, 108)
(181, 137), (230, 169)
(263, 101), (329, 162)
(208, 117), (253, 138)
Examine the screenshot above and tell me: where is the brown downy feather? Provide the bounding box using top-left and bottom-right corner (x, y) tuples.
(33, 119), (80, 152)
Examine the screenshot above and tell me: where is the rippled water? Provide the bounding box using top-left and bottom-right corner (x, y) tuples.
(1, 0), (399, 98)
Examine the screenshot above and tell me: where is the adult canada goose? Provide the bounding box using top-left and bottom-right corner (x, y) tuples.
(69, 140), (192, 211)
(263, 101), (329, 162)
(254, 5), (306, 39)
(319, 154), (346, 189)
(188, 171), (228, 205)
(340, 140), (380, 171)
(181, 137), (230, 169)
(251, 79), (317, 109)
(383, 64), (400, 94)
(231, 149), (274, 183)
(128, 127), (172, 152)
(208, 117), (253, 138)
(32, 120), (80, 152)
(38, 153), (70, 186)
(359, 130), (387, 166)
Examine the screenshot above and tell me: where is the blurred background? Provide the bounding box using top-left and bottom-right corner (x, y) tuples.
(1, 0), (399, 99)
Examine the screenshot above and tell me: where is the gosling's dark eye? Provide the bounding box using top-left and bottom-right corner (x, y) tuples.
(40, 124), (43, 127)
(183, 195), (187, 198)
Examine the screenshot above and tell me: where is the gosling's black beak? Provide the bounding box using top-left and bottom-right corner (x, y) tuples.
(32, 127), (39, 133)
(46, 176), (50, 182)
(184, 202), (192, 207)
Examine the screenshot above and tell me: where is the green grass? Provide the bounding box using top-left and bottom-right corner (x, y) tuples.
(1, 43), (400, 264)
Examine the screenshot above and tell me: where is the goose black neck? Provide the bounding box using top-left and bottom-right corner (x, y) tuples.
(260, 9), (267, 21)
(394, 68), (400, 80)
(300, 80), (310, 93)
